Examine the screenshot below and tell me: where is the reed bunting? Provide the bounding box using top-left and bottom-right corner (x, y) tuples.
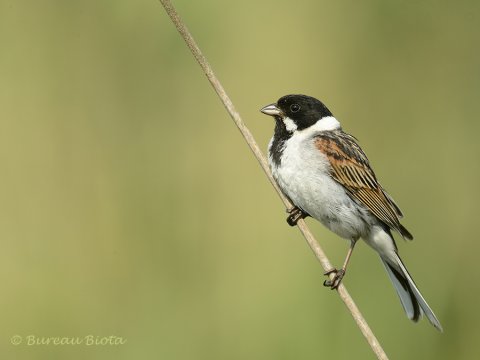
(260, 94), (442, 331)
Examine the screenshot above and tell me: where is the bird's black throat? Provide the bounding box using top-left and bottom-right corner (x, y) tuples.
(270, 117), (293, 167)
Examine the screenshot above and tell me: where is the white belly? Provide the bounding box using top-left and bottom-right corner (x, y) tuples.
(269, 135), (370, 240)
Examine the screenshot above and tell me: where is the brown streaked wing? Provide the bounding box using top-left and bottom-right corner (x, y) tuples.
(314, 132), (412, 239)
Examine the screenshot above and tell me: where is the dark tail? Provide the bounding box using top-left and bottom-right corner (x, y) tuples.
(380, 252), (443, 331)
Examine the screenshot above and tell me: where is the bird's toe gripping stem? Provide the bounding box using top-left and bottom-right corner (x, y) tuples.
(323, 268), (346, 290)
(286, 206), (308, 226)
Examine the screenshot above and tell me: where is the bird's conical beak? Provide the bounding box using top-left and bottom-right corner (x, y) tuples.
(260, 103), (282, 117)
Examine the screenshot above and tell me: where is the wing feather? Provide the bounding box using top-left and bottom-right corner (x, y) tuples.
(315, 132), (413, 240)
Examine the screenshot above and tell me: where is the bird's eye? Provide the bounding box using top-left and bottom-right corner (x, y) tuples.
(290, 104), (300, 113)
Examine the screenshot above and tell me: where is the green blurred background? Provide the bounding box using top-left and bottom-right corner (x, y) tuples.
(1, 0), (479, 359)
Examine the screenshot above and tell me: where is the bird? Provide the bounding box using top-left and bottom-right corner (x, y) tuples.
(260, 94), (442, 331)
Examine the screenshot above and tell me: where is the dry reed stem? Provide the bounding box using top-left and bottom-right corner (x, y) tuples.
(159, 1), (389, 359)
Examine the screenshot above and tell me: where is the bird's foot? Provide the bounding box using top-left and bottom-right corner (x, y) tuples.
(286, 207), (308, 226)
(323, 268), (346, 290)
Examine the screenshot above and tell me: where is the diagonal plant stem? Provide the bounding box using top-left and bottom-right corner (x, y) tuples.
(159, 1), (389, 359)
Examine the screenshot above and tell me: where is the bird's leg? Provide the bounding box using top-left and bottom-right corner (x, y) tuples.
(286, 206), (309, 226)
(324, 239), (357, 290)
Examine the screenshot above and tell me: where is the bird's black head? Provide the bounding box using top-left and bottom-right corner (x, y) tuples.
(261, 94), (333, 132)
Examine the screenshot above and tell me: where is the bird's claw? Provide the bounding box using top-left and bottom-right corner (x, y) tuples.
(323, 268), (346, 290)
(286, 207), (308, 226)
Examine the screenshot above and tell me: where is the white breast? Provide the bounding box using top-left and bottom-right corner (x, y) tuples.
(268, 127), (370, 240)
